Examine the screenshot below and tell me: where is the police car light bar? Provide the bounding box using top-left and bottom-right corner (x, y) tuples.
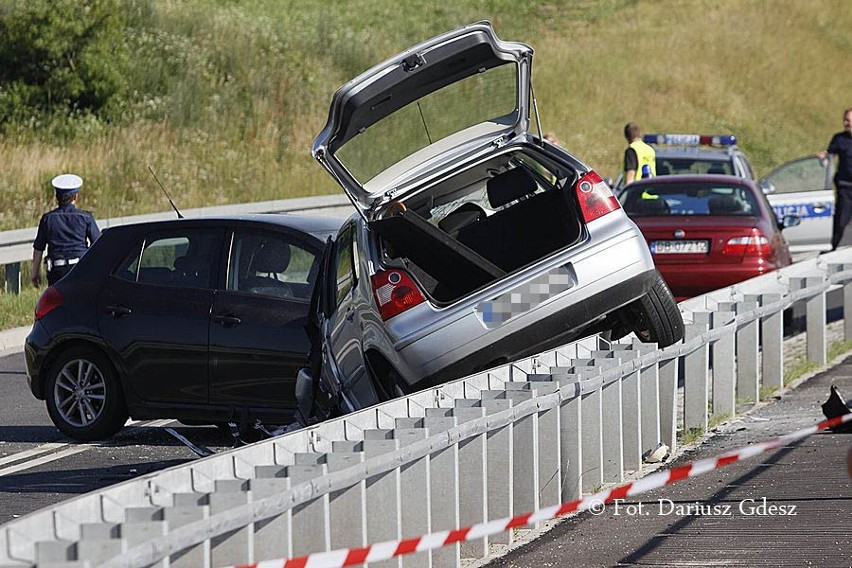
(644, 134), (737, 147)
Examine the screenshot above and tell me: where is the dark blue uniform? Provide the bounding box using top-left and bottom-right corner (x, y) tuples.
(828, 131), (852, 250)
(33, 204), (101, 284)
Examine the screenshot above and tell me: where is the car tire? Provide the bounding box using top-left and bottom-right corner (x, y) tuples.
(45, 347), (128, 441)
(630, 272), (684, 347)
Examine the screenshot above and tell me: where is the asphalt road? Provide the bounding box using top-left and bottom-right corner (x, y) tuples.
(0, 350), (240, 524)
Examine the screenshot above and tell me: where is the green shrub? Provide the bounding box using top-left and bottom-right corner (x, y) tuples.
(0, 0), (129, 133)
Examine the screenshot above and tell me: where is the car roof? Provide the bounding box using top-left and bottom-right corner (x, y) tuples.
(653, 146), (743, 161)
(104, 213), (344, 240)
(623, 173), (756, 188)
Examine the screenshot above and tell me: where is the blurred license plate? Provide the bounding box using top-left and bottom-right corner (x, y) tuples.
(650, 240), (709, 254)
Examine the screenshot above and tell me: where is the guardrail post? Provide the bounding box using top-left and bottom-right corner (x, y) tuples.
(735, 297), (760, 405)
(579, 377), (603, 493)
(250, 467), (292, 564)
(833, 263), (852, 342)
(531, 372), (583, 503)
(627, 342), (661, 461)
(603, 346), (643, 472)
(422, 415), (460, 567)
(711, 310), (736, 418)
(362, 431), (404, 568)
(4, 262), (21, 294)
(529, 382), (561, 509)
(165, 494), (209, 567)
(805, 276), (827, 365)
(684, 312), (710, 433)
(436, 406), (488, 559)
(791, 276), (827, 365)
(288, 463), (330, 558)
(480, 397), (514, 546)
(325, 449), (367, 553)
(392, 427), (430, 568)
(658, 357), (677, 456)
(760, 293), (784, 394)
(209, 480), (250, 567)
(503, 389), (539, 530)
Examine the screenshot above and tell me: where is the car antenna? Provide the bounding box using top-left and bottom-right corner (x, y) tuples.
(148, 166), (183, 219)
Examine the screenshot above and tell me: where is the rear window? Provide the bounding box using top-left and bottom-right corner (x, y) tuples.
(656, 158), (733, 176)
(335, 63), (518, 184)
(620, 182), (760, 217)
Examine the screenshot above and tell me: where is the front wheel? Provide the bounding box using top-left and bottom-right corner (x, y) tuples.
(45, 347), (128, 441)
(629, 272), (684, 347)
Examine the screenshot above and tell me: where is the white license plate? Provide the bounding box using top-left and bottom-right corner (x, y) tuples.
(650, 240), (709, 254)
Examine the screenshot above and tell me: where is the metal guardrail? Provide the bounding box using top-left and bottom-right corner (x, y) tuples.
(0, 194), (351, 293)
(2, 251), (851, 567)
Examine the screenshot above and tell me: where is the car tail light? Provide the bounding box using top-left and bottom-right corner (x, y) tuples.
(722, 231), (771, 257)
(574, 171), (621, 223)
(35, 286), (63, 320)
(371, 269), (426, 320)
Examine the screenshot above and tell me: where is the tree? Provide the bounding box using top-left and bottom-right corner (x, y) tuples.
(0, 0), (128, 123)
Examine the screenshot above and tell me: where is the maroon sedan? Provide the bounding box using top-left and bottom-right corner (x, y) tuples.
(619, 175), (800, 301)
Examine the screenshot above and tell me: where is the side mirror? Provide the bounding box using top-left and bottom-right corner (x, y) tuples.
(781, 215), (801, 229)
(758, 180), (776, 195)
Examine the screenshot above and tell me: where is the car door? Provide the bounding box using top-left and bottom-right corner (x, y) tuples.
(208, 228), (321, 410)
(320, 222), (373, 410)
(760, 155), (833, 251)
(97, 227), (222, 404)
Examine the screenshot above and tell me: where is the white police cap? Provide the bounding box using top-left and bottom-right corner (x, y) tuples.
(51, 173), (83, 194)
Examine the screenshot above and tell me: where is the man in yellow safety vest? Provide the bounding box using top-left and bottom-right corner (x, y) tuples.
(623, 122), (656, 185)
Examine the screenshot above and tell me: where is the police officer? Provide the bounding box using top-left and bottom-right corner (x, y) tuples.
(623, 122), (656, 185)
(818, 108), (852, 251)
(31, 174), (101, 287)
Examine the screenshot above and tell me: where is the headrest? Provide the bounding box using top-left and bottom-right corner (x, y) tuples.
(254, 240), (291, 273)
(438, 202), (486, 235)
(708, 195), (741, 215)
(487, 167), (537, 208)
(707, 164), (728, 175)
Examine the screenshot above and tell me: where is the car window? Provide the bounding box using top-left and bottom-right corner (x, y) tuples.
(333, 225), (355, 306)
(335, 63), (518, 184)
(620, 182), (760, 217)
(226, 231), (319, 301)
(761, 156), (830, 194)
(114, 229), (219, 288)
(656, 158), (733, 176)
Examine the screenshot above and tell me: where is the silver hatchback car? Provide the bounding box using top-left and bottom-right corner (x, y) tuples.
(297, 22), (683, 420)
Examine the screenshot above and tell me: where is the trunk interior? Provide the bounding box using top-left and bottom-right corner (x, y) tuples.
(372, 155), (584, 304)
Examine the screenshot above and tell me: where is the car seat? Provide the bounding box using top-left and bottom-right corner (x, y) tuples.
(632, 198), (671, 216)
(243, 240), (293, 298)
(438, 202), (487, 237)
(172, 239), (211, 287)
(707, 195), (743, 215)
(707, 163), (728, 175)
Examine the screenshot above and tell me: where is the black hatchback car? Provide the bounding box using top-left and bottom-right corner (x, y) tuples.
(25, 214), (342, 441)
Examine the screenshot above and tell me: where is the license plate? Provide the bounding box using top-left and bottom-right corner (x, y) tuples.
(650, 239), (709, 254)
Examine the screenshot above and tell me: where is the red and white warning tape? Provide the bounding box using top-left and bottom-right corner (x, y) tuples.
(234, 413), (852, 568)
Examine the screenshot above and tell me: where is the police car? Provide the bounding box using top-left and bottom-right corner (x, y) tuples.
(619, 133), (832, 253)
(645, 133), (758, 180)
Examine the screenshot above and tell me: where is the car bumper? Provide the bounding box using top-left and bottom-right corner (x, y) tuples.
(25, 321), (50, 400)
(659, 260), (782, 299)
(389, 228), (656, 386)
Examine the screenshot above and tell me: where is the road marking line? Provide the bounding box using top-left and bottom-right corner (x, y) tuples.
(0, 446), (89, 477)
(0, 442), (68, 467)
(0, 418), (178, 476)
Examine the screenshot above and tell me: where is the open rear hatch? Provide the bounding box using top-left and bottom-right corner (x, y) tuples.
(312, 21), (533, 220)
